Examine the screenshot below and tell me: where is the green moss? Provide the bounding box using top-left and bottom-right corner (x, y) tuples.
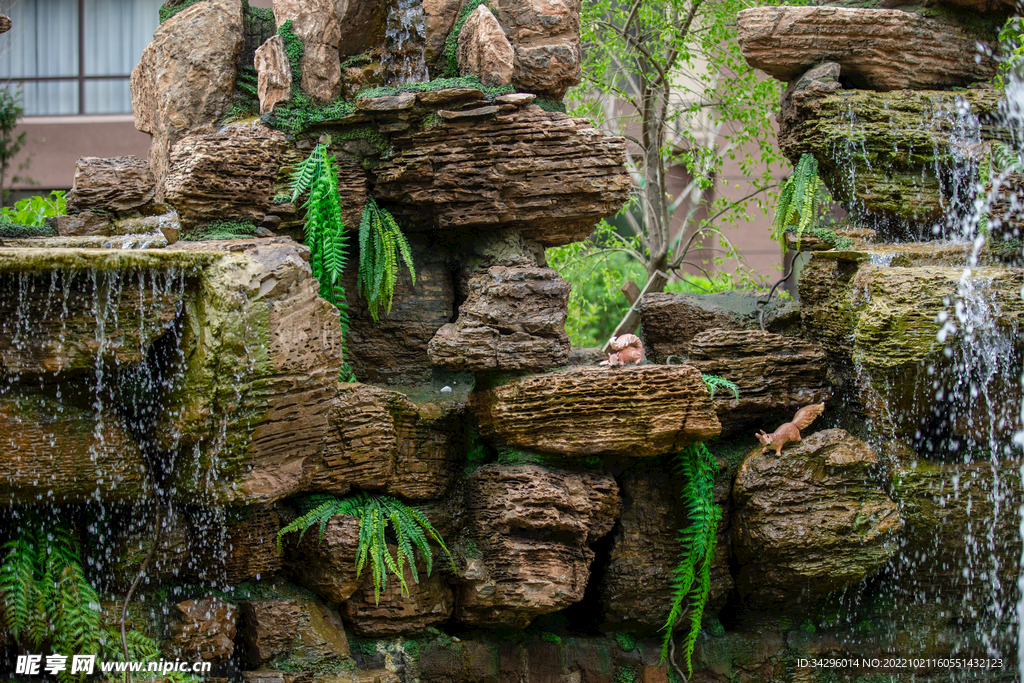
(182, 220), (258, 241)
(0, 221), (57, 238)
(613, 666), (639, 683)
(540, 632), (562, 645)
(613, 631), (637, 652)
(223, 65), (260, 124)
(534, 98), (567, 114)
(785, 223), (854, 251)
(158, 0), (206, 23)
(340, 54), (373, 70)
(245, 4), (274, 23)
(355, 75), (514, 101)
(444, 0), (493, 77)
(329, 125), (390, 155)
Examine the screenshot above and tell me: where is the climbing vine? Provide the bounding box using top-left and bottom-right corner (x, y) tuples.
(358, 197), (416, 322)
(276, 492), (454, 605)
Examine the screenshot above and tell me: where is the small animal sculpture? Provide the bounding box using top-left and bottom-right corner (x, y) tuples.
(600, 334), (643, 366)
(755, 403), (825, 455)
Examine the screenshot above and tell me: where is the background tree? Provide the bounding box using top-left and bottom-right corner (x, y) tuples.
(551, 0), (786, 345)
(0, 88), (27, 208)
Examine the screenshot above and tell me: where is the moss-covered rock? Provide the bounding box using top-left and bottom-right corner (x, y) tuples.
(779, 87), (1005, 226)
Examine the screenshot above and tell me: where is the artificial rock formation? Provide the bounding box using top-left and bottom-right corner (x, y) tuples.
(65, 156), (156, 215)
(471, 365), (721, 457)
(131, 0), (244, 196)
(157, 238), (346, 505)
(254, 35), (292, 114)
(272, 0), (341, 103)
(0, 394), (150, 505)
(238, 597), (351, 669)
(283, 515), (362, 604)
(186, 506), (284, 584)
(165, 597), (238, 664)
(682, 329), (829, 435)
(428, 266), (571, 371)
(457, 6), (515, 87)
(457, 464), (620, 627)
(732, 429), (903, 608)
(374, 107), (631, 247)
(736, 6), (997, 90)
(313, 383), (465, 500)
(495, 0), (582, 98)
(777, 85), (1005, 224)
(600, 458), (733, 633)
(340, 557), (454, 636)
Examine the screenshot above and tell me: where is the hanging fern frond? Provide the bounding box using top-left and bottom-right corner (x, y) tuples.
(661, 442), (724, 679)
(288, 137), (356, 381)
(358, 197), (416, 322)
(701, 374), (739, 400)
(276, 493), (454, 605)
(772, 153), (828, 254)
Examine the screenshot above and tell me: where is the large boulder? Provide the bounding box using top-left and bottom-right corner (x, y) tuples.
(736, 6), (997, 90)
(65, 156), (156, 215)
(164, 597), (238, 664)
(157, 238), (346, 505)
(313, 383), (466, 500)
(283, 515), (362, 604)
(732, 429), (904, 608)
(185, 506), (284, 584)
(777, 85), (1005, 225)
(599, 458), (733, 633)
(237, 597), (351, 670)
(272, 0), (340, 103)
(495, 0), (582, 98)
(799, 250), (1024, 442)
(428, 265), (571, 372)
(470, 365), (721, 457)
(373, 107), (631, 247)
(131, 0), (245, 197)
(457, 6), (514, 87)
(456, 464), (620, 627)
(254, 35), (293, 115)
(340, 556), (454, 636)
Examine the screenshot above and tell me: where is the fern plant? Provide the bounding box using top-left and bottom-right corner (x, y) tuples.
(772, 153), (826, 254)
(701, 375), (739, 400)
(358, 197), (416, 322)
(276, 492), (454, 605)
(660, 442), (722, 678)
(289, 137), (356, 380)
(0, 519), (170, 682)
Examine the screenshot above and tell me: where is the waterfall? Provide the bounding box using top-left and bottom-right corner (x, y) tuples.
(382, 0), (428, 85)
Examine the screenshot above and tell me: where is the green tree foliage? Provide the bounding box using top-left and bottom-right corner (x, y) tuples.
(570, 0), (784, 286)
(0, 89), (29, 209)
(994, 16), (1024, 87)
(276, 493), (455, 605)
(771, 153), (826, 253)
(0, 518), (171, 682)
(358, 197), (416, 322)
(662, 442), (722, 678)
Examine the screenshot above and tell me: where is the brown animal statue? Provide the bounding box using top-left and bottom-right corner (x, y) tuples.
(755, 403), (825, 455)
(600, 334), (643, 366)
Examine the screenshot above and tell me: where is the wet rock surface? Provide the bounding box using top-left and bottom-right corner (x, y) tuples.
(732, 429), (904, 608)
(283, 515), (362, 604)
(238, 597), (351, 669)
(165, 597), (238, 664)
(66, 156), (156, 214)
(471, 365), (721, 457)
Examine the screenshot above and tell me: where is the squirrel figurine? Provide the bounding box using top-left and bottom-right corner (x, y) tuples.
(755, 403), (825, 455)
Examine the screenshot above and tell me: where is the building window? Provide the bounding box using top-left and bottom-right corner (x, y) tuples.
(0, 0), (162, 115)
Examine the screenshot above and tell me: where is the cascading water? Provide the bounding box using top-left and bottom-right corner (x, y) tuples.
(382, 0), (428, 85)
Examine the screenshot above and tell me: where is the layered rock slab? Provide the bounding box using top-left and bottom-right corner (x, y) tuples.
(164, 597), (238, 664)
(65, 156), (156, 215)
(732, 429), (903, 608)
(237, 597), (351, 669)
(736, 6), (997, 90)
(373, 107), (630, 247)
(456, 464), (620, 627)
(131, 0), (244, 196)
(428, 265), (571, 371)
(470, 365), (721, 457)
(778, 81), (1004, 224)
(681, 329), (830, 435)
(157, 238), (346, 505)
(340, 557), (454, 636)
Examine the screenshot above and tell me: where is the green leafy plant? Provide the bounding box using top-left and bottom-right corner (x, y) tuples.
(158, 0), (206, 23)
(661, 441), (723, 679)
(994, 16), (1024, 88)
(276, 492), (455, 605)
(701, 375), (739, 400)
(0, 519), (171, 682)
(772, 153), (827, 254)
(0, 190), (65, 226)
(358, 197), (416, 322)
(0, 88), (30, 208)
